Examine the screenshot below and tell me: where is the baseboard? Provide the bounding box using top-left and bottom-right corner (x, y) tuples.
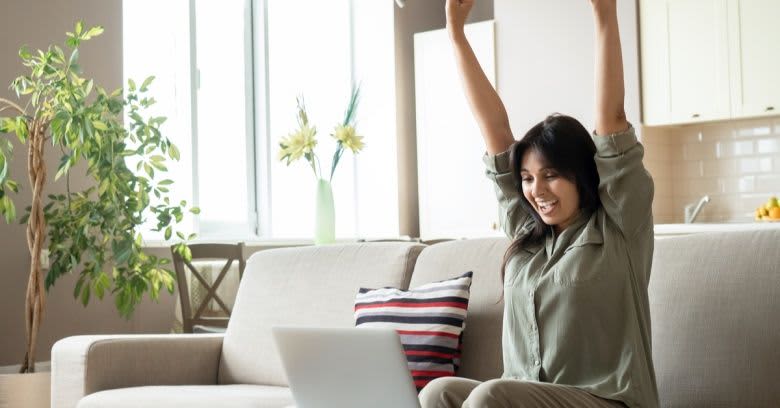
(0, 361), (51, 374)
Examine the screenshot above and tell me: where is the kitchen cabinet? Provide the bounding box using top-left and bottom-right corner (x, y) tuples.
(640, 0), (779, 126)
(728, 0), (780, 118)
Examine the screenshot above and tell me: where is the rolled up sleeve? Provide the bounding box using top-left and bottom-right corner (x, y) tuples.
(592, 125), (654, 237)
(483, 148), (532, 239)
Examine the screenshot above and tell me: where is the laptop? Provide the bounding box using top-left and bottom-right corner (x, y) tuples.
(272, 326), (422, 408)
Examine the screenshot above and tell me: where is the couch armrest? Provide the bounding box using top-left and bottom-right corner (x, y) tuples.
(51, 334), (224, 408)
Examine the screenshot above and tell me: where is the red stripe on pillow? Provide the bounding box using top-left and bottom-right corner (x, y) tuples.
(355, 301), (467, 310)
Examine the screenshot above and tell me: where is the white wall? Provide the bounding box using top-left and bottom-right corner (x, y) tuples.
(494, 0), (640, 135)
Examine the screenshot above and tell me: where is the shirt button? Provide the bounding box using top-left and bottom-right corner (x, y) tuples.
(534, 359), (540, 366)
(528, 290), (533, 297)
(530, 324), (536, 332)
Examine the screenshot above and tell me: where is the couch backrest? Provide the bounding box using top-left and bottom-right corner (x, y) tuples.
(218, 242), (426, 386)
(650, 229), (780, 407)
(409, 238), (509, 381)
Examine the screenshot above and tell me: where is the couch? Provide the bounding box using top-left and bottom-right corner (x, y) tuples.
(51, 229), (780, 407)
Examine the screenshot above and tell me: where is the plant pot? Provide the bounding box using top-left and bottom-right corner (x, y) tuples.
(0, 372), (50, 408)
(315, 179), (335, 245)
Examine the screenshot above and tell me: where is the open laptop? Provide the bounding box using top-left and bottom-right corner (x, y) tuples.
(272, 326), (422, 408)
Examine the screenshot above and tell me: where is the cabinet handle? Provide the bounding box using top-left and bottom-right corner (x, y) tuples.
(491, 222), (498, 231)
(691, 113), (701, 118)
(766, 106), (775, 112)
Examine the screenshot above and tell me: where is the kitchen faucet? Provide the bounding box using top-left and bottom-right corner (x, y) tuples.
(684, 195), (711, 223)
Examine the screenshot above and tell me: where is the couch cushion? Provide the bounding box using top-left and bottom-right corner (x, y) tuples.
(409, 238), (509, 381)
(650, 229), (780, 408)
(77, 385), (293, 408)
(355, 271), (474, 390)
(219, 243), (426, 386)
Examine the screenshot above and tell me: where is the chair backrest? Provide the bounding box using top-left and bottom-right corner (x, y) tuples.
(171, 242), (246, 333)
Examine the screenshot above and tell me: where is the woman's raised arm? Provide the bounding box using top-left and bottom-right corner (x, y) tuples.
(591, 0), (629, 135)
(447, 0), (514, 155)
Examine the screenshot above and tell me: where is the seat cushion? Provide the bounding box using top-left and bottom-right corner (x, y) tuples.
(219, 243), (426, 386)
(76, 385), (294, 408)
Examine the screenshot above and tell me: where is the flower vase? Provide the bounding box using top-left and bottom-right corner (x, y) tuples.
(315, 178), (335, 244)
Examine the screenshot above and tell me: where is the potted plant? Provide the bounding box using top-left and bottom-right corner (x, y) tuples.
(0, 22), (197, 374)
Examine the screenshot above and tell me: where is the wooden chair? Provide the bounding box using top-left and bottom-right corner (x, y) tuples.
(171, 242), (246, 333)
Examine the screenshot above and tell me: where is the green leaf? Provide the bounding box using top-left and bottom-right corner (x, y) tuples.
(143, 163), (154, 178)
(80, 285), (91, 306)
(75, 21), (84, 36)
(140, 76), (155, 92)
(114, 238), (133, 264)
(168, 144), (180, 160)
(0, 152), (7, 183)
(0, 117), (16, 134)
(164, 226), (172, 240)
(68, 48), (79, 68)
(189, 207), (201, 215)
(19, 46), (32, 60)
(5, 180), (18, 193)
(14, 118), (28, 143)
(0, 196), (15, 223)
(91, 120), (108, 131)
(83, 26), (104, 40)
(158, 179), (174, 186)
(128, 79), (136, 92)
(176, 231), (185, 240)
(55, 155), (72, 181)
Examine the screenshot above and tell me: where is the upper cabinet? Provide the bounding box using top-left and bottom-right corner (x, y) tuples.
(640, 0), (780, 126)
(728, 0), (780, 118)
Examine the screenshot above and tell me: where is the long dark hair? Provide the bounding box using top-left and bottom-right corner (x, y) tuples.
(500, 114), (601, 283)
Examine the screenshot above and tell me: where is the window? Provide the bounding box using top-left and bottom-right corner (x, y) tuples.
(123, 0), (397, 241)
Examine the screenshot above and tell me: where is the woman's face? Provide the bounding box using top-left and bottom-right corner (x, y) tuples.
(520, 149), (581, 233)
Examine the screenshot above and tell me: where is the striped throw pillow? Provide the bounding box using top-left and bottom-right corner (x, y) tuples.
(354, 271), (473, 391)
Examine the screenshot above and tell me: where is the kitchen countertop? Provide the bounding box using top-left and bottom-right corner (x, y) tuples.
(654, 221), (780, 236)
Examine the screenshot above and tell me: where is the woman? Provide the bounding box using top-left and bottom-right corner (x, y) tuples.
(418, 1), (659, 407)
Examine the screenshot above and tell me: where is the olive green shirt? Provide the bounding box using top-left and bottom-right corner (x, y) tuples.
(483, 126), (659, 408)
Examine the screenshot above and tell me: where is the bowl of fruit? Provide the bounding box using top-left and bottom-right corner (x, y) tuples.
(755, 196), (780, 221)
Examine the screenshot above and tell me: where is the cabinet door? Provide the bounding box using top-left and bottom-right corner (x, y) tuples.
(640, 0), (672, 125)
(729, 0), (780, 118)
(667, 0), (731, 123)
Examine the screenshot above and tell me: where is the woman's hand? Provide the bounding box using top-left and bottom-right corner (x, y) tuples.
(590, 0), (617, 20)
(446, 0), (474, 36)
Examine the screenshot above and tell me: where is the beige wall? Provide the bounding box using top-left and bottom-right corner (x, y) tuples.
(643, 117), (780, 223)
(395, 0), (493, 238)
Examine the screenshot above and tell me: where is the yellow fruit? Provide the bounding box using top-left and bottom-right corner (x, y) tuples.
(760, 207), (770, 217)
(770, 207), (780, 220)
(768, 196), (780, 209)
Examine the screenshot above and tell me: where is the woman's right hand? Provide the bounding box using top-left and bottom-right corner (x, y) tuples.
(446, 0), (474, 36)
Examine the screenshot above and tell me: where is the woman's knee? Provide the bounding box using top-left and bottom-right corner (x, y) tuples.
(419, 377), (480, 408)
(464, 379), (530, 407)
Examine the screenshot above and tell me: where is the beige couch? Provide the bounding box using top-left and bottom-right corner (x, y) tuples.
(51, 230), (780, 407)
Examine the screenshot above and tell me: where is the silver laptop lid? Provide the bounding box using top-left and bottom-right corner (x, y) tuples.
(272, 326), (421, 408)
